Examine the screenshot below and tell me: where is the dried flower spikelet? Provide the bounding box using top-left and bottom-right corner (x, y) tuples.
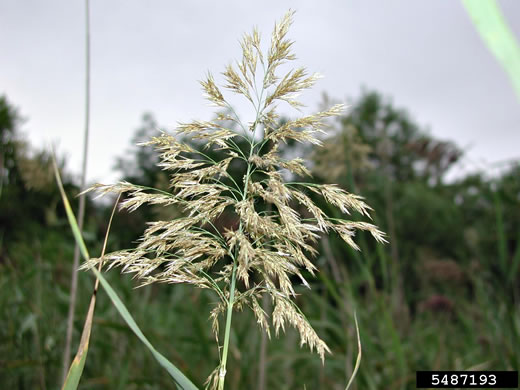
(291, 190), (328, 232)
(312, 184), (373, 217)
(200, 72), (226, 107)
(278, 158), (312, 177)
(225, 229), (256, 288)
(272, 295), (330, 362)
(250, 296), (271, 338)
(204, 366), (221, 390)
(266, 10), (297, 88)
(266, 68), (323, 109)
(81, 181), (138, 198)
(266, 104), (345, 146)
(222, 64), (253, 104)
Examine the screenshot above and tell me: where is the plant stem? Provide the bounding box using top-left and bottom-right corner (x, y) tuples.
(218, 63), (265, 388)
(218, 166), (251, 390)
(218, 129), (257, 389)
(62, 0), (90, 384)
(218, 260), (238, 390)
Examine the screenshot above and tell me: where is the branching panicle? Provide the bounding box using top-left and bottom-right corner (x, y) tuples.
(83, 10), (385, 388)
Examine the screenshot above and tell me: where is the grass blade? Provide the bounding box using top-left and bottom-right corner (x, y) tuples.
(345, 312), (362, 390)
(56, 156), (120, 390)
(53, 158), (90, 262)
(54, 155), (91, 390)
(61, 290), (96, 390)
(61, 191), (121, 389)
(91, 268), (199, 390)
(462, 0), (520, 102)
(53, 157), (199, 390)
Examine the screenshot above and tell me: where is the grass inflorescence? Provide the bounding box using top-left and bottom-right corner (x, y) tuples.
(81, 10), (385, 389)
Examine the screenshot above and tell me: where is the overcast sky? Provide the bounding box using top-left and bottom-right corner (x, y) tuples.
(1, 0), (519, 184)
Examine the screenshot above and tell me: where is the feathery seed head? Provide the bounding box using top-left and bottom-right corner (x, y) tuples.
(83, 11), (385, 375)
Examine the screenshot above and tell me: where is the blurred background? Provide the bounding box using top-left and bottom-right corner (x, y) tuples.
(1, 1), (519, 389)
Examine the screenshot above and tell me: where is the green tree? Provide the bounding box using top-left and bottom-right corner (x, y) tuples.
(338, 90), (461, 184)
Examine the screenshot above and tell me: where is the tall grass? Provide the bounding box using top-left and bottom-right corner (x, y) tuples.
(62, 0), (91, 383)
(79, 10), (384, 389)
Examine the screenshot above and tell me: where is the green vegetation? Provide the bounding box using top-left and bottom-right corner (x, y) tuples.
(1, 10), (519, 390)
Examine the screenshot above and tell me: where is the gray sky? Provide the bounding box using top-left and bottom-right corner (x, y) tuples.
(1, 0), (519, 184)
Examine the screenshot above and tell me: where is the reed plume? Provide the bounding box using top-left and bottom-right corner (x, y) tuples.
(81, 10), (385, 389)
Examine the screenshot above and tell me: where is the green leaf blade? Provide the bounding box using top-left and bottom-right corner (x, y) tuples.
(462, 0), (520, 102)
(92, 268), (199, 390)
(53, 157), (198, 390)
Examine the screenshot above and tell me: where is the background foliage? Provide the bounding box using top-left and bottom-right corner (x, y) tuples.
(0, 88), (518, 389)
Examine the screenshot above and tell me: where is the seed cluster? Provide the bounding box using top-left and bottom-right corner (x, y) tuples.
(82, 10), (385, 373)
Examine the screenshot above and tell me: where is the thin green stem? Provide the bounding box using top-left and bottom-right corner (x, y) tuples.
(62, 0), (90, 383)
(226, 138), (249, 160)
(225, 102), (250, 136)
(208, 177), (241, 200)
(218, 257), (238, 390)
(218, 163), (252, 390)
(223, 174), (243, 197)
(198, 268), (228, 305)
(218, 56), (267, 389)
(254, 136), (271, 155)
(218, 117), (258, 390)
